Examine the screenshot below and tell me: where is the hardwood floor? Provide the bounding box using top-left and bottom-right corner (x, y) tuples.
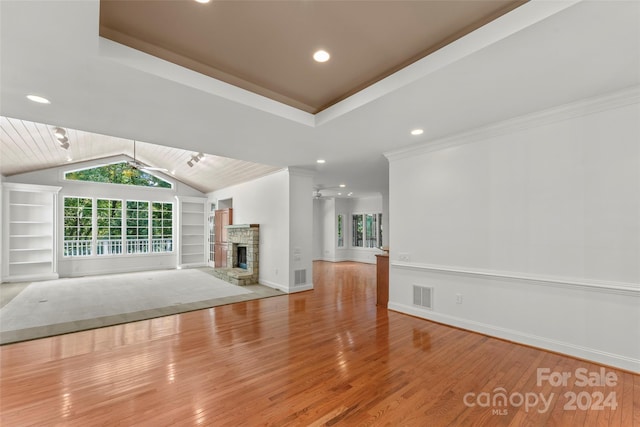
(1, 261), (638, 426)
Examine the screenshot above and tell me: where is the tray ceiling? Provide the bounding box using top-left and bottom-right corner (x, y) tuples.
(99, 0), (526, 114)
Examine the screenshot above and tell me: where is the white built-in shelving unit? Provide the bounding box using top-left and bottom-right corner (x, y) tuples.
(2, 183), (62, 282)
(177, 196), (207, 268)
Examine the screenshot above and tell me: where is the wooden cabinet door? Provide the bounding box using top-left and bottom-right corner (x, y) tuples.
(375, 254), (389, 307)
(214, 243), (228, 268)
(214, 208), (232, 243)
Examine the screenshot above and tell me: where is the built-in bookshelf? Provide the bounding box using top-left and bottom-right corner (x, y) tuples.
(2, 183), (62, 282)
(177, 196), (206, 268)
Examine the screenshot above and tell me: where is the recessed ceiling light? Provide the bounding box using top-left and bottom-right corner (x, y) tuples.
(338, 193), (342, 196)
(339, 184), (346, 188)
(313, 50), (330, 63)
(194, 0), (210, 3)
(26, 94), (50, 104)
(316, 159), (326, 164)
(411, 129), (424, 136)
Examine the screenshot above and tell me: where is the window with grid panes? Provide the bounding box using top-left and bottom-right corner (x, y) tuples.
(352, 213), (383, 248)
(151, 202), (173, 252)
(126, 201), (149, 254)
(63, 197), (93, 256)
(96, 199), (122, 255)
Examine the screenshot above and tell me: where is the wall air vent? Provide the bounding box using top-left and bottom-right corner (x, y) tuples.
(294, 269), (307, 286)
(413, 285), (433, 309)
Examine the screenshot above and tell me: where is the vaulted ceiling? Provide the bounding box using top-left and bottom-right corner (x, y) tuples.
(1, 1), (638, 198)
(0, 116), (281, 193)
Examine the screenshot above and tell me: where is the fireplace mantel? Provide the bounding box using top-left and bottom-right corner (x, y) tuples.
(225, 224), (259, 229)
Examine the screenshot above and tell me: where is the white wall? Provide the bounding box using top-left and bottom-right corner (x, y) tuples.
(0, 174), (3, 281)
(312, 199), (322, 260)
(209, 169), (294, 291)
(4, 157), (204, 277)
(381, 188), (389, 248)
(312, 198), (336, 261)
(334, 198), (351, 262)
(312, 197), (339, 262)
(386, 87), (640, 372)
(288, 169), (314, 291)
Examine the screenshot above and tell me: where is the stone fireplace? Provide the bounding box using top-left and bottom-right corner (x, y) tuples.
(213, 224), (259, 286)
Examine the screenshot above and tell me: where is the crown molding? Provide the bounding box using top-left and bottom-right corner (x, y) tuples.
(316, 0), (583, 126)
(385, 85), (640, 162)
(2, 182), (62, 193)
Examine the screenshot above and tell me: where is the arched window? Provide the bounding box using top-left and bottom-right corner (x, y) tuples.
(64, 162), (172, 188)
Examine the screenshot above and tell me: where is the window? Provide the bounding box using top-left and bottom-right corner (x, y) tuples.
(126, 201), (149, 254)
(63, 197), (93, 256)
(352, 213), (383, 248)
(97, 199), (122, 255)
(352, 214), (363, 247)
(364, 214), (377, 248)
(152, 202), (173, 252)
(337, 214), (344, 247)
(64, 197), (173, 257)
(64, 162), (172, 188)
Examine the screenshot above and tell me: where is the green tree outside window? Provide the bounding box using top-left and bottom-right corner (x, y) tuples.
(65, 162), (172, 188)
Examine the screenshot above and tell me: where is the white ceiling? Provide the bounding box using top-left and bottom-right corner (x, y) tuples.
(0, 116), (282, 193)
(1, 0), (639, 199)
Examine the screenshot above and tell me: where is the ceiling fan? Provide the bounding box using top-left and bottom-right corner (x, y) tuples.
(313, 185), (349, 199)
(128, 140), (168, 172)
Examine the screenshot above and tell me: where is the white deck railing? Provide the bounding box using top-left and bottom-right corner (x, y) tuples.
(64, 238), (173, 256)
(63, 239), (92, 257)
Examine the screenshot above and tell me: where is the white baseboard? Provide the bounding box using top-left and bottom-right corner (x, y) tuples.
(259, 279), (313, 294)
(259, 279), (288, 292)
(313, 258), (374, 264)
(388, 302), (640, 373)
(314, 256), (352, 263)
(1, 273), (59, 283)
(289, 283), (314, 293)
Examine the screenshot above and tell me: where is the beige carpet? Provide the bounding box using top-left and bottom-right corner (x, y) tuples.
(0, 268), (283, 345)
